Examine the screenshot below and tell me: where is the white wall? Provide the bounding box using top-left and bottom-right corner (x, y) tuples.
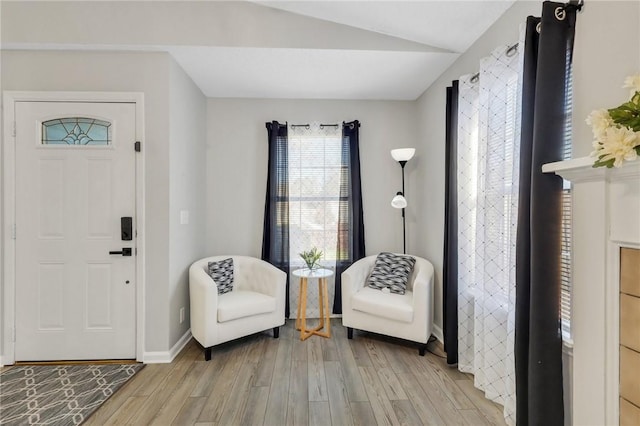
(572, 1), (640, 156)
(1, 50), (173, 353)
(414, 0), (640, 339)
(168, 58), (207, 345)
(206, 98), (419, 258)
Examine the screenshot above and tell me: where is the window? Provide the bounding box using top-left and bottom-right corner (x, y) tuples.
(560, 70), (573, 340)
(286, 123), (343, 318)
(455, 44), (523, 422)
(42, 117), (111, 146)
(288, 124), (342, 265)
(560, 181), (572, 339)
(262, 119), (363, 319)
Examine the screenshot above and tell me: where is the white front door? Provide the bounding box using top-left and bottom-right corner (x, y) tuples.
(14, 101), (137, 361)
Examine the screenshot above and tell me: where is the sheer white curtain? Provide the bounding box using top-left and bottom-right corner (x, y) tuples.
(288, 123), (342, 318)
(457, 42), (523, 425)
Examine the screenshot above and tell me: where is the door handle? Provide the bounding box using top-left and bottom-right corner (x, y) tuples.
(109, 248), (132, 256)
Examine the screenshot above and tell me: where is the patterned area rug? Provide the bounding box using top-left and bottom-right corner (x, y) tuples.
(0, 363), (144, 425)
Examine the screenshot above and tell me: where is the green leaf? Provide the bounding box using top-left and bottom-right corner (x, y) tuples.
(300, 246), (323, 268)
(593, 157), (615, 168)
(609, 91), (640, 131)
(592, 146), (640, 168)
(592, 153), (616, 168)
(609, 101), (640, 131)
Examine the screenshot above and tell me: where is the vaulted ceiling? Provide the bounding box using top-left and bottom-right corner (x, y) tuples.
(1, 1), (515, 100)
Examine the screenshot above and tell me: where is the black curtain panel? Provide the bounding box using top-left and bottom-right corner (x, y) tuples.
(443, 81), (459, 366)
(334, 120), (366, 314)
(262, 121), (291, 317)
(515, 2), (578, 425)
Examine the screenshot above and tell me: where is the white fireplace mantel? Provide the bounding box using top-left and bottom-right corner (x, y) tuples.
(544, 156), (640, 426)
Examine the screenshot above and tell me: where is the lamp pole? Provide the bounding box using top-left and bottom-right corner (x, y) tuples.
(400, 160), (407, 254)
(391, 148), (414, 255)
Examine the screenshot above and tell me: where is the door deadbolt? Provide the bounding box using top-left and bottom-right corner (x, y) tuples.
(121, 217), (133, 241)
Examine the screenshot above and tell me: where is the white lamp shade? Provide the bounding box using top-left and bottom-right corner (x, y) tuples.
(391, 193), (407, 209)
(391, 148), (415, 162)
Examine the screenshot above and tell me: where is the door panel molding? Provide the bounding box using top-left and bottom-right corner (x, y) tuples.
(2, 91), (145, 365)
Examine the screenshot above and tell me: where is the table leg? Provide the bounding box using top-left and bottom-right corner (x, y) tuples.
(300, 277), (308, 340)
(318, 278), (325, 329)
(305, 278), (330, 339)
(296, 277), (303, 331)
(323, 277), (331, 338)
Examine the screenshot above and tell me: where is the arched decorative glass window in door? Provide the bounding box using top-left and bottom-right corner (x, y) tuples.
(42, 117), (111, 146)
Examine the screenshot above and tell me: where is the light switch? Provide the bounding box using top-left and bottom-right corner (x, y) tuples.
(180, 210), (189, 225)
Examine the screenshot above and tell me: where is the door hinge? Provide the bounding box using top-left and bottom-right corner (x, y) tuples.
(12, 121), (16, 137)
(134, 141), (141, 152)
(11, 224), (16, 240)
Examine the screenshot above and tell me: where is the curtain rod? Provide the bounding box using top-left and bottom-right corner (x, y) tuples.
(567, 0), (584, 12)
(290, 123), (340, 129)
(468, 0), (582, 84)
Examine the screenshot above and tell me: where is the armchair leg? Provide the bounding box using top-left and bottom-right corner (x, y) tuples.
(273, 327), (280, 339)
(419, 344), (427, 356)
(204, 347), (212, 361)
(347, 327), (353, 339)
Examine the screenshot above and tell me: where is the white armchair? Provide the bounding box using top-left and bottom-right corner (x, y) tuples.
(341, 254), (434, 355)
(189, 256), (286, 360)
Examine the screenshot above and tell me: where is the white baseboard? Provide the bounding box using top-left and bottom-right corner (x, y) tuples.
(142, 329), (192, 364)
(169, 329), (193, 360)
(432, 324), (444, 343)
(142, 351), (172, 363)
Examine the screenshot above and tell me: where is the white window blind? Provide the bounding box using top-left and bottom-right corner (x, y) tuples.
(560, 69), (573, 340)
(287, 123), (342, 317)
(288, 124), (342, 263)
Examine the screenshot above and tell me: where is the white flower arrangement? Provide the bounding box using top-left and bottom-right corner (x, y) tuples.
(587, 73), (640, 168)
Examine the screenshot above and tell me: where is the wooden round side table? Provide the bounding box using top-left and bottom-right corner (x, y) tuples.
(292, 268), (333, 341)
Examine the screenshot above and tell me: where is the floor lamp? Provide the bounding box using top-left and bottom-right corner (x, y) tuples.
(390, 148), (415, 254)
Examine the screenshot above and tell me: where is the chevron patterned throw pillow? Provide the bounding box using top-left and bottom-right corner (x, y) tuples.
(367, 252), (416, 295)
(208, 258), (234, 294)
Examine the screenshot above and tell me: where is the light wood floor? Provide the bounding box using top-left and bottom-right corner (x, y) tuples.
(85, 319), (507, 425)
